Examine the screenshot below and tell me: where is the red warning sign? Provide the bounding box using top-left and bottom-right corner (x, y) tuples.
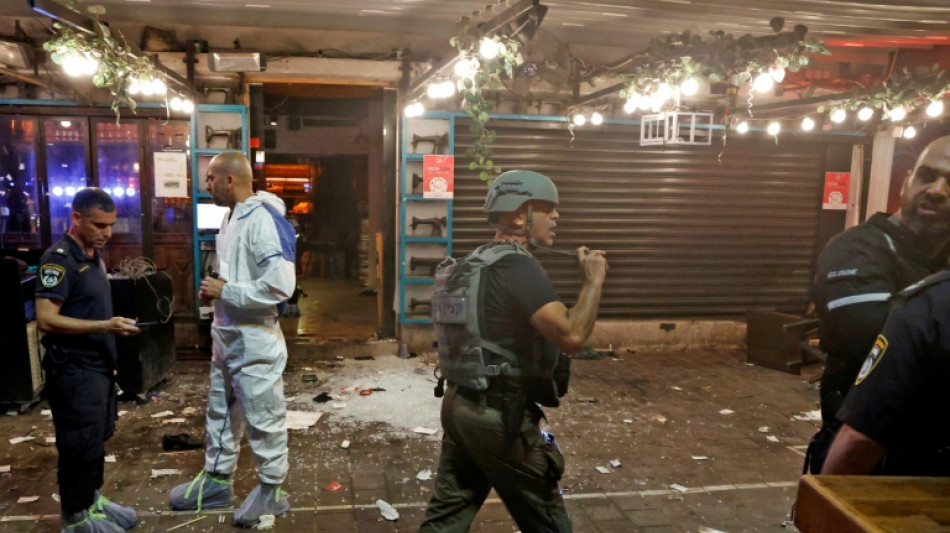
(423, 155), (454, 199)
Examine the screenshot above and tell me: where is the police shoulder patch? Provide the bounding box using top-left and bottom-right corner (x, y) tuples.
(40, 263), (66, 289)
(855, 334), (887, 385)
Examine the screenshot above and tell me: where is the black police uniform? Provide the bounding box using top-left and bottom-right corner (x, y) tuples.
(813, 213), (948, 423)
(836, 269), (950, 476)
(420, 249), (572, 533)
(36, 235), (118, 516)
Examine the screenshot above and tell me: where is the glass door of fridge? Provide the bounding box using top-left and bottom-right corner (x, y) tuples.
(43, 118), (90, 243)
(93, 120), (143, 264)
(0, 116), (41, 256)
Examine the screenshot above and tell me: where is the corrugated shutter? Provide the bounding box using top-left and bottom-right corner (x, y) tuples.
(452, 118), (828, 319)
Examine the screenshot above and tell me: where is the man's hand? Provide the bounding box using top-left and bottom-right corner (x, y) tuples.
(576, 246), (608, 284)
(200, 275), (227, 301)
(105, 317), (140, 337)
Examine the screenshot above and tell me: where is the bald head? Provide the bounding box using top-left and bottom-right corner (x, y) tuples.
(206, 151), (254, 208)
(897, 135), (950, 244)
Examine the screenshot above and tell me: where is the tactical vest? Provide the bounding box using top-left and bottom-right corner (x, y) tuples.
(432, 242), (564, 402)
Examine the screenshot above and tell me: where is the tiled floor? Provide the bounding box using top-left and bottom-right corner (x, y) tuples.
(0, 344), (822, 533)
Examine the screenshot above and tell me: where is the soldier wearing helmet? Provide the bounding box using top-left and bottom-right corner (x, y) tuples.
(420, 170), (608, 533)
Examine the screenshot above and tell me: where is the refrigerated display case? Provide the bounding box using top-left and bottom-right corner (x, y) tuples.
(95, 120), (143, 262)
(0, 117), (40, 253)
(43, 118), (90, 242)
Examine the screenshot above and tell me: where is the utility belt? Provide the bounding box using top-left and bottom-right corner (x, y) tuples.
(453, 384), (514, 411)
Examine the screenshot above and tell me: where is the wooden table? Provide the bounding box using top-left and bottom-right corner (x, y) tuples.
(795, 475), (950, 533)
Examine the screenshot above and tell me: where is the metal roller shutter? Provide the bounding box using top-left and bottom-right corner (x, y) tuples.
(452, 118), (828, 319)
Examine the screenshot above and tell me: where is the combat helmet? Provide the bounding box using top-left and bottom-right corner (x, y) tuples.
(483, 170), (559, 213)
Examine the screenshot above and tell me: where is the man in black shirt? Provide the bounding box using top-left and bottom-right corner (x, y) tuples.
(36, 188), (140, 533)
(806, 136), (950, 473)
(420, 170), (608, 533)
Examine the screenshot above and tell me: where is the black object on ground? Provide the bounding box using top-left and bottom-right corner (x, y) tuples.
(354, 355), (375, 361)
(313, 392), (332, 403)
(573, 346), (616, 360)
(162, 433), (203, 451)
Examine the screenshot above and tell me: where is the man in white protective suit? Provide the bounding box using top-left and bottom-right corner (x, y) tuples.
(168, 151), (296, 527)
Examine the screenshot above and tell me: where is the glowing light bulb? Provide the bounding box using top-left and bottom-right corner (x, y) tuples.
(680, 78), (699, 96)
(479, 38), (501, 59)
(60, 120), (71, 128)
(927, 100), (944, 117)
(454, 58), (478, 79)
(127, 78), (141, 95)
(62, 52), (87, 77)
(140, 80), (155, 96)
(112, 186), (125, 198)
(736, 121), (749, 134)
(426, 82), (440, 99)
(770, 66), (786, 83)
(903, 125), (917, 139)
(590, 112), (604, 125)
(65, 186), (75, 196)
(656, 82), (673, 102)
(404, 101), (425, 117)
(801, 116), (815, 131)
(752, 72), (774, 93)
(169, 96), (183, 111)
(623, 95), (639, 114)
(439, 80), (456, 98)
(182, 100), (195, 114)
(126, 187), (136, 197)
(889, 106), (906, 121)
(766, 121), (780, 136)
(857, 107), (874, 121)
(151, 78), (167, 95)
(572, 114), (587, 126)
(830, 109), (847, 123)
(52, 186), (63, 197)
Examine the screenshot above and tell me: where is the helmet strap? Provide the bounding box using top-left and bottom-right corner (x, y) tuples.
(523, 203), (539, 248)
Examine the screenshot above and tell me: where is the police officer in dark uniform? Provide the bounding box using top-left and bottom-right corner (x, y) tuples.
(419, 171), (608, 533)
(36, 188), (140, 533)
(806, 135), (950, 473)
(822, 268), (950, 475)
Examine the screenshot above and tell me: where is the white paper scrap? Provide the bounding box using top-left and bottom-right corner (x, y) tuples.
(332, 403), (346, 410)
(10, 436), (34, 445)
(285, 411), (323, 430)
(150, 469), (182, 479)
(181, 407), (197, 416)
(340, 440), (351, 449)
(17, 495), (39, 503)
(623, 419), (633, 424)
(41, 409), (52, 416)
(595, 466), (612, 474)
(766, 435), (780, 443)
(117, 410), (128, 417)
(691, 456), (710, 461)
(376, 499), (400, 521)
(698, 527), (730, 533)
(45, 437), (56, 444)
(670, 483), (690, 492)
(609, 459), (622, 468)
(104, 455), (116, 463)
(758, 426), (770, 433)
(254, 515), (275, 530)
(162, 418), (187, 424)
(719, 409), (734, 415)
(793, 410), (822, 422)
(52, 493), (60, 503)
(150, 411), (175, 418)
(416, 469), (433, 481)
(0, 465), (10, 473)
(671, 386), (683, 391)
(413, 427), (438, 435)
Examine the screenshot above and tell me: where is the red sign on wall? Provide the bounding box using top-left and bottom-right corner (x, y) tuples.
(423, 155), (454, 199)
(823, 172), (850, 210)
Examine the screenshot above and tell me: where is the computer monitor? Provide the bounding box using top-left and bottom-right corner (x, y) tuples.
(196, 203), (229, 230)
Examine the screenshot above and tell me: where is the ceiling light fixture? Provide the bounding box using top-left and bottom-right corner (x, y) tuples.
(209, 49), (266, 72)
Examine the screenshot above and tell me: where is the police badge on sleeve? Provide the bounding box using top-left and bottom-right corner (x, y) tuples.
(855, 334), (887, 385)
(40, 263), (66, 288)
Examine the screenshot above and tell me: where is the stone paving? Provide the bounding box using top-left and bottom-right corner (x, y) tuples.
(0, 346), (822, 533)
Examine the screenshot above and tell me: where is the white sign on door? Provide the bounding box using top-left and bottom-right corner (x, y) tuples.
(154, 152), (188, 198)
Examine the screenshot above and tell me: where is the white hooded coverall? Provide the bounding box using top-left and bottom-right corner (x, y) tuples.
(205, 191), (296, 485)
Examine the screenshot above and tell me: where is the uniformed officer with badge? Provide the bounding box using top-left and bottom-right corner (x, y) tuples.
(805, 135), (950, 473)
(822, 269), (950, 475)
(35, 188), (140, 533)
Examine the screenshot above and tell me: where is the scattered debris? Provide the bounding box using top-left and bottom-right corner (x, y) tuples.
(623, 419), (633, 424)
(301, 374), (319, 383)
(0, 465), (10, 473)
(670, 484), (690, 493)
(166, 515), (206, 531)
(162, 418), (187, 425)
(575, 397), (598, 403)
(162, 434), (203, 451)
(767, 435), (780, 443)
(595, 466), (612, 474)
(219, 516), (225, 524)
(312, 392), (332, 403)
(151, 469), (183, 479)
(41, 409), (52, 416)
(45, 437), (56, 444)
(758, 426), (771, 433)
(255, 515), (275, 530)
(340, 440), (351, 449)
(671, 386), (683, 391)
(359, 389), (374, 396)
(354, 355), (375, 361)
(332, 403), (346, 409)
(376, 499), (400, 521)
(793, 410), (822, 422)
(151, 411), (175, 418)
(719, 409), (734, 415)
(286, 411), (323, 430)
(104, 455), (116, 463)
(52, 493), (60, 503)
(9, 436), (34, 445)
(416, 469), (433, 481)
(653, 414), (668, 424)
(325, 481), (344, 492)
(181, 407), (198, 416)
(691, 456), (710, 461)
(5, 410), (16, 416)
(698, 527), (730, 533)
(609, 459), (621, 468)
(118, 410), (128, 417)
(17, 495), (39, 503)
(413, 427), (438, 435)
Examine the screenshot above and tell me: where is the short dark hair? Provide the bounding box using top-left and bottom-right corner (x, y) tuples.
(72, 187), (116, 215)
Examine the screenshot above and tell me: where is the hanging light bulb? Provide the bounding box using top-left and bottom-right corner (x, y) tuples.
(888, 106), (906, 121)
(426, 81), (441, 99)
(656, 82), (673, 102)
(680, 78), (699, 96)
(150, 77), (167, 95)
(752, 71), (774, 93)
(439, 80), (456, 98)
(170, 96), (184, 111)
(638, 94), (653, 111)
(140, 79), (155, 96)
(857, 107), (874, 121)
(404, 101), (425, 117)
(62, 51), (88, 77)
(181, 99), (195, 114)
(81, 53), (99, 75)
(623, 95), (640, 114)
(830, 108), (847, 123)
(766, 121), (781, 136)
(926, 99), (945, 117)
(127, 78), (141, 95)
(770, 66), (786, 83)
(479, 37), (502, 59)
(801, 116), (815, 131)
(736, 121), (749, 134)
(453, 57), (478, 79)
(572, 114), (587, 126)
(903, 125), (917, 139)
(590, 112), (604, 126)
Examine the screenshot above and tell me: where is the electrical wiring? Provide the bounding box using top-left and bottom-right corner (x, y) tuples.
(112, 256), (175, 323)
